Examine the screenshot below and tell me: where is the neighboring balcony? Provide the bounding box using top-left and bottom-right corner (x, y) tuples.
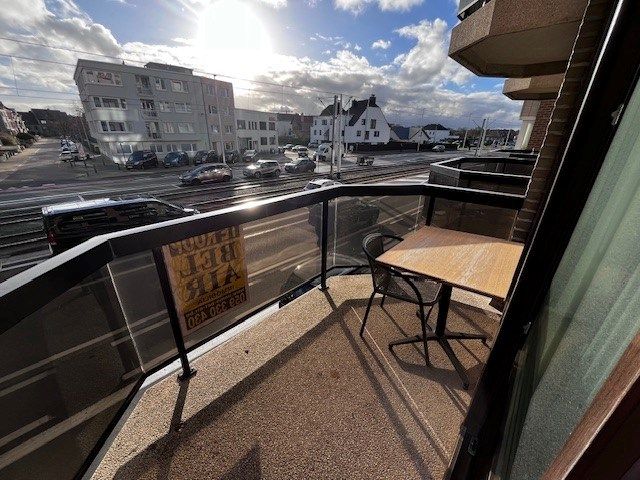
(502, 73), (564, 100)
(449, 0), (588, 77)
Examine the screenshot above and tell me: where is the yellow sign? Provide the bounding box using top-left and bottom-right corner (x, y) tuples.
(162, 226), (249, 336)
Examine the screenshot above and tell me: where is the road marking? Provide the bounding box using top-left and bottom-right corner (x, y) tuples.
(0, 386), (133, 470)
(0, 415), (53, 450)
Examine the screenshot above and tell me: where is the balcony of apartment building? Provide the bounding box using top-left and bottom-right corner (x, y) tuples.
(450, 0), (589, 77)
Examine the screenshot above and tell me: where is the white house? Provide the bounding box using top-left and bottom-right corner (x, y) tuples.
(310, 95), (391, 146)
(410, 124), (451, 143)
(235, 109), (278, 153)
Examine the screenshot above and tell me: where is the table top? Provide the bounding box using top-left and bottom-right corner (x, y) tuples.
(377, 226), (524, 300)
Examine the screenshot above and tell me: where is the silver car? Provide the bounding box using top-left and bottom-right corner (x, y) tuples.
(180, 163), (232, 185)
(243, 160), (281, 178)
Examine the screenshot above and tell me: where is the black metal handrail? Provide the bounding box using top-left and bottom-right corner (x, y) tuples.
(429, 157), (533, 188)
(0, 182), (523, 331)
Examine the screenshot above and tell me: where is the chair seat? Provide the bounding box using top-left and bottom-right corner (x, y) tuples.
(381, 275), (442, 305)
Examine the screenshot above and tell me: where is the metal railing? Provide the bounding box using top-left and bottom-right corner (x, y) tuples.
(458, 0), (491, 19)
(0, 182), (524, 479)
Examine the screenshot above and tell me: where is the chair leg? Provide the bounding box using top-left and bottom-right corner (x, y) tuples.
(380, 294), (386, 309)
(360, 292), (376, 338)
(419, 304), (431, 367)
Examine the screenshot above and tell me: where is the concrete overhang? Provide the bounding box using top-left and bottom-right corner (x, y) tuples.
(502, 74), (564, 100)
(449, 0), (588, 77)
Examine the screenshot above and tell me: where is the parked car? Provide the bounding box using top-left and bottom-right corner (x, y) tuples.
(192, 150), (219, 165)
(277, 146), (286, 154)
(432, 144), (446, 152)
(224, 150), (239, 163)
(243, 159), (281, 178)
(242, 149), (258, 162)
(308, 141), (319, 149)
(42, 197), (197, 254)
(180, 163), (232, 185)
(163, 151), (190, 167)
(284, 144), (294, 150)
(304, 178), (342, 190)
(314, 143), (344, 162)
(126, 150), (158, 170)
(291, 145), (306, 152)
(284, 157), (316, 173)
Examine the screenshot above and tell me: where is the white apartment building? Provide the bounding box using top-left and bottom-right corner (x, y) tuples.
(310, 95), (391, 146)
(74, 59), (236, 164)
(235, 109), (278, 152)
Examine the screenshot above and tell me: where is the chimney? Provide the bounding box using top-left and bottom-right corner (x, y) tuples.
(369, 94), (376, 106)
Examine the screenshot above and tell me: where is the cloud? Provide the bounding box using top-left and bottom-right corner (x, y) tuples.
(0, 2), (521, 128)
(257, 0), (287, 7)
(334, 0), (422, 14)
(371, 39), (391, 50)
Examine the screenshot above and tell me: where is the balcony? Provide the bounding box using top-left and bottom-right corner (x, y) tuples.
(0, 182), (524, 479)
(141, 110), (158, 119)
(449, 0), (588, 77)
(502, 74), (564, 100)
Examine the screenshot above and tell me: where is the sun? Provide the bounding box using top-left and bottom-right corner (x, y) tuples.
(196, 0), (274, 78)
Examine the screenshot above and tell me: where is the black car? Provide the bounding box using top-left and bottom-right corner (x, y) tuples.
(163, 151), (190, 167)
(192, 150), (219, 165)
(126, 150), (158, 170)
(42, 197), (197, 254)
(284, 157), (316, 173)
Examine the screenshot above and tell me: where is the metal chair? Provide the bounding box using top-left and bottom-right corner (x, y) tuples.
(360, 233), (442, 366)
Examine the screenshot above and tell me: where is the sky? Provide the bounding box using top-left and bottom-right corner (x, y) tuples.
(0, 0), (521, 128)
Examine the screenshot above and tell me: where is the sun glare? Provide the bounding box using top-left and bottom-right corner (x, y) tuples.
(196, 0), (274, 78)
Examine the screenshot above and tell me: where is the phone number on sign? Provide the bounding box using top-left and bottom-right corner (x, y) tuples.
(184, 289), (247, 331)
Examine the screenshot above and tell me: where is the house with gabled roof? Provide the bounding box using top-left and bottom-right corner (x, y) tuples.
(310, 95), (391, 146)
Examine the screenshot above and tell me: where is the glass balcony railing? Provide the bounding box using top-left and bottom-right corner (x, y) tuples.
(458, 0), (490, 19)
(0, 182), (524, 479)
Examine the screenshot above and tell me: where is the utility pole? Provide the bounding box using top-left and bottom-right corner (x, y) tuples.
(214, 75), (226, 164)
(336, 93), (343, 179)
(505, 128), (511, 146)
(200, 78), (212, 153)
(475, 118), (487, 157)
(330, 95), (337, 178)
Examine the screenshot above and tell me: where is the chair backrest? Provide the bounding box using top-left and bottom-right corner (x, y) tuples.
(362, 233), (394, 293)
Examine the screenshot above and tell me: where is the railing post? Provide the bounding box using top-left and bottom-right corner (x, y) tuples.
(152, 248), (197, 382)
(320, 199), (329, 290)
(425, 196), (436, 225)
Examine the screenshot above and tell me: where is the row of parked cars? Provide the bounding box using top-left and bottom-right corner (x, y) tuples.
(125, 149), (225, 170)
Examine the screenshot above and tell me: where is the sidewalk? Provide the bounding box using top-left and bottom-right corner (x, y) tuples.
(0, 143), (41, 182)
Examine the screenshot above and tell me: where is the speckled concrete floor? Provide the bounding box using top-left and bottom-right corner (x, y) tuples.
(93, 275), (500, 480)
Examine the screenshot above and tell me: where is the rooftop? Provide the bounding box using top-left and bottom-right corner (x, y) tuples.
(92, 275), (500, 479)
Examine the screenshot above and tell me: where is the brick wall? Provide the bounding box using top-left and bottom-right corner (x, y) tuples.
(527, 100), (555, 151)
(510, 0), (614, 243)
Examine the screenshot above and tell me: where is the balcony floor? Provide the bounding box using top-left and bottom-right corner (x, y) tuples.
(93, 275), (501, 480)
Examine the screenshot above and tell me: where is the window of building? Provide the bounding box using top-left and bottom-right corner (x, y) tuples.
(140, 99), (155, 111)
(161, 122), (175, 133)
(223, 106), (230, 115)
(225, 125), (232, 134)
(177, 122), (194, 133)
(269, 137), (275, 145)
(373, 130), (380, 137)
(259, 121), (267, 130)
(191, 143), (197, 151)
(225, 141), (234, 150)
(171, 80), (189, 93)
(365, 131), (370, 140)
(314, 120), (317, 125)
(313, 130), (316, 135)
(126, 121), (133, 131)
(322, 119), (327, 125)
(116, 143), (132, 154)
(181, 143), (191, 151)
(260, 137), (268, 145)
(205, 84), (215, 96)
(169, 144), (178, 152)
(108, 121), (126, 132)
(237, 119), (246, 129)
(208, 105), (217, 114)
(268, 122), (275, 130)
(93, 97), (101, 108)
(155, 78), (167, 91)
(158, 101), (172, 112)
(361, 118), (366, 125)
(174, 102), (192, 113)
(211, 124), (219, 133)
(93, 97), (126, 109)
(83, 70), (122, 86)
(156, 144), (163, 152)
(370, 119), (377, 129)
(356, 130), (361, 137)
(222, 87), (229, 98)
(135, 75), (151, 89)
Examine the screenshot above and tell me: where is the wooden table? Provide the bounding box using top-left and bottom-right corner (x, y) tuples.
(377, 226), (524, 388)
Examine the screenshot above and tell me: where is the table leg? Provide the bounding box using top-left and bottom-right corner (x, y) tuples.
(436, 285), (452, 336)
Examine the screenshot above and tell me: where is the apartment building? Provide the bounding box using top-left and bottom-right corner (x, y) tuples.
(235, 109), (278, 152)
(310, 95), (391, 146)
(0, 102), (28, 135)
(74, 59), (236, 163)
